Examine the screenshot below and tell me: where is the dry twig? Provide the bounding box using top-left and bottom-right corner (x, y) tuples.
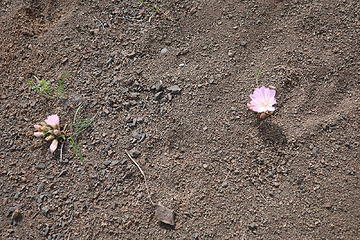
(125, 150), (155, 205)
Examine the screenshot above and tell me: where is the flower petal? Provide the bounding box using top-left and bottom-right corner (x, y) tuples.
(247, 86), (277, 113)
(45, 115), (60, 128)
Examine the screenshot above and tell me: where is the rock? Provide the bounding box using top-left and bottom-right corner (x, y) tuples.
(228, 50), (235, 57)
(167, 85), (181, 95)
(6, 207), (16, 217)
(110, 160), (120, 167)
(103, 160), (111, 167)
(192, 233), (200, 239)
(154, 92), (163, 101)
(41, 206), (50, 216)
(151, 81), (164, 92)
(11, 208), (22, 225)
(221, 181), (228, 188)
(160, 48), (169, 55)
(128, 92), (140, 100)
(155, 204), (175, 226)
(35, 163), (46, 170)
(37, 183), (45, 193)
(249, 222), (258, 231)
(176, 48), (190, 56)
(240, 41), (247, 46)
(203, 164), (209, 170)
(129, 149), (141, 158)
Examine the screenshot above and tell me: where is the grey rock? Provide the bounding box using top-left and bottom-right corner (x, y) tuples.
(240, 41), (247, 46)
(192, 233), (200, 239)
(151, 82), (164, 92)
(154, 92), (163, 100)
(35, 163), (46, 170)
(41, 207), (50, 216)
(110, 160), (120, 167)
(103, 160), (111, 167)
(160, 48), (169, 55)
(167, 85), (181, 94)
(37, 183), (45, 193)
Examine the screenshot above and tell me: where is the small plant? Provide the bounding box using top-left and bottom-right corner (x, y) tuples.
(28, 73), (68, 98)
(138, 0), (160, 12)
(247, 86), (277, 119)
(33, 115), (66, 152)
(33, 105), (95, 162)
(255, 69), (263, 79)
(68, 104), (95, 162)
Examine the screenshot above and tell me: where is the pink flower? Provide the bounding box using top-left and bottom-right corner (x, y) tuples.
(49, 139), (58, 153)
(45, 115), (60, 128)
(34, 132), (44, 137)
(247, 86), (276, 113)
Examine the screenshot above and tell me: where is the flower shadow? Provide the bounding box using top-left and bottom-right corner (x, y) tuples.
(256, 120), (287, 146)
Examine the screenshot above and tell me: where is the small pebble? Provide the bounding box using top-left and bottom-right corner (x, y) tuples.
(35, 163), (46, 170)
(160, 48), (168, 55)
(240, 41), (247, 46)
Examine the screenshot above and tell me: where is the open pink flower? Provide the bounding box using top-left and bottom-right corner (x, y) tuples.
(49, 139), (58, 153)
(247, 86), (276, 113)
(45, 115), (60, 128)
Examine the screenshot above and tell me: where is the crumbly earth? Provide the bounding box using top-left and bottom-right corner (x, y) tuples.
(1, 0), (359, 239)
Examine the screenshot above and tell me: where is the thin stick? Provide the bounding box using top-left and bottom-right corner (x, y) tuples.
(73, 103), (82, 125)
(125, 150), (155, 205)
(60, 142), (64, 162)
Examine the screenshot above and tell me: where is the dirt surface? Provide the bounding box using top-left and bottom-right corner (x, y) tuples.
(1, 0), (359, 239)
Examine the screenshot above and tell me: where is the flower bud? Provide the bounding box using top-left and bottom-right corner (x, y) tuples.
(49, 139), (58, 153)
(53, 129), (61, 136)
(34, 124), (42, 130)
(45, 135), (55, 141)
(34, 132), (44, 137)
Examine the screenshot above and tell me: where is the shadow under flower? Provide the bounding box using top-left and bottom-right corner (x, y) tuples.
(256, 120), (287, 146)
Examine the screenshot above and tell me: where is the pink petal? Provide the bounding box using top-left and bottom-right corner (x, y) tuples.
(45, 115), (60, 128)
(49, 139), (58, 153)
(247, 86), (277, 113)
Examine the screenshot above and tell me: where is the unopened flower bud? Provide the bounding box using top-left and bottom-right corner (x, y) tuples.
(49, 139), (58, 153)
(53, 129), (61, 135)
(34, 124), (42, 130)
(34, 132), (44, 137)
(45, 135), (55, 141)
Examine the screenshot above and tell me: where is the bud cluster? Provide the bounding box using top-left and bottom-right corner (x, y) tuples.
(33, 115), (66, 153)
